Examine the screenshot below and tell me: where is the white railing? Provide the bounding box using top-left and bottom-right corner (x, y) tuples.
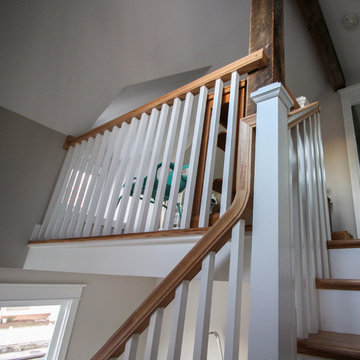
(32, 50), (270, 241)
(288, 102), (331, 340)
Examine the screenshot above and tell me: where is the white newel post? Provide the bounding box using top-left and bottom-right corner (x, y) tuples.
(248, 83), (296, 360)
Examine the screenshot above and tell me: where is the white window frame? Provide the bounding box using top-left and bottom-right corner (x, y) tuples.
(0, 283), (86, 360)
(339, 83), (360, 238)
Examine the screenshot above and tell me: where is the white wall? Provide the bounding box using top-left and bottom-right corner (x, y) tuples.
(0, 267), (157, 360)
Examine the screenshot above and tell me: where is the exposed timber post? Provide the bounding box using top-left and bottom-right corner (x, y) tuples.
(246, 0), (285, 115)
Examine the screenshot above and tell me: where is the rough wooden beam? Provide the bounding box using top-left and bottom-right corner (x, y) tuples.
(246, 0), (285, 115)
(295, 0), (345, 91)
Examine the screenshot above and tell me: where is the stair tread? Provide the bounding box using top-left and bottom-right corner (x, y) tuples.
(328, 239), (360, 249)
(316, 279), (360, 291)
(298, 331), (360, 359)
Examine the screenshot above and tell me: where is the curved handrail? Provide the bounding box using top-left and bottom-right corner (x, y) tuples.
(90, 114), (256, 360)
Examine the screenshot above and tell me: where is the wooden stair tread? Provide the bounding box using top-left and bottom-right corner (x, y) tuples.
(28, 227), (209, 245)
(328, 239), (360, 249)
(316, 279), (360, 291)
(332, 231), (354, 240)
(217, 131), (227, 151)
(297, 331), (360, 359)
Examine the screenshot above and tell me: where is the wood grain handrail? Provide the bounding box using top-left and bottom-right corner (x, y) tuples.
(90, 114), (256, 360)
(65, 50), (267, 149)
(288, 101), (320, 128)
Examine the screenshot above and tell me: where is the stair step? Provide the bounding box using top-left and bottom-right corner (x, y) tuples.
(328, 240), (360, 249)
(316, 279), (360, 291)
(297, 331), (360, 359)
(217, 131), (227, 151)
(331, 231), (354, 240)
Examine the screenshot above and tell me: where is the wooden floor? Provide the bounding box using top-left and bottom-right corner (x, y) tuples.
(298, 331), (360, 359)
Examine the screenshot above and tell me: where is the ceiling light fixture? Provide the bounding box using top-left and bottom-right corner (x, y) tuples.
(343, 13), (359, 29)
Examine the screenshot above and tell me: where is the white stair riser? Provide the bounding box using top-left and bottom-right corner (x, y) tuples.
(329, 248), (360, 278)
(318, 289), (360, 335)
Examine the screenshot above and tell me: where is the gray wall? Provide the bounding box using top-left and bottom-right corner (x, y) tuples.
(0, 106), (66, 267)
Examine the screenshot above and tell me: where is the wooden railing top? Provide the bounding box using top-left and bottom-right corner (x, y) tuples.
(90, 114), (256, 360)
(64, 49), (268, 149)
(288, 101), (320, 129)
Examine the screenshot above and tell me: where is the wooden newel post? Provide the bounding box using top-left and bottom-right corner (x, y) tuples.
(248, 83), (296, 359)
(247, 0), (285, 116)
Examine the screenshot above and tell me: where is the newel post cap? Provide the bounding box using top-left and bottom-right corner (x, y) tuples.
(250, 82), (294, 110)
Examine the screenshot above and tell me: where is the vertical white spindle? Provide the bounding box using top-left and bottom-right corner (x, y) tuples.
(65, 134), (102, 237)
(149, 99), (182, 231)
(113, 114), (149, 234)
(58, 137), (95, 238)
(315, 112), (331, 273)
(221, 72), (240, 215)
(303, 119), (323, 278)
(144, 308), (164, 360)
(198, 79), (224, 227)
(136, 104), (170, 232)
(297, 124), (319, 334)
(193, 252), (216, 360)
(124, 110), (158, 233)
(122, 334), (139, 360)
(289, 129), (307, 339)
(47, 142), (84, 239)
(91, 124), (129, 236)
(180, 87), (208, 229)
(38, 145), (75, 239)
(102, 118), (139, 235)
(310, 114), (330, 278)
(167, 280), (189, 360)
(163, 93), (194, 230)
(224, 220), (245, 360)
(82, 127), (120, 237)
(72, 130), (110, 237)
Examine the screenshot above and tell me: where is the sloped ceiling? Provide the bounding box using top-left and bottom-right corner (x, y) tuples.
(0, 0), (358, 136)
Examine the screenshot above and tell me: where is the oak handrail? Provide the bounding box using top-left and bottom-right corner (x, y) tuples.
(90, 114), (256, 360)
(64, 49), (268, 149)
(288, 101), (320, 128)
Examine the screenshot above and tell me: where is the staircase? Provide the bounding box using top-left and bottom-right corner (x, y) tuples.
(26, 50), (360, 359)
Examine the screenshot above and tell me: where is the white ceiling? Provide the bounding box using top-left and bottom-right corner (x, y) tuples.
(0, 0), (359, 136)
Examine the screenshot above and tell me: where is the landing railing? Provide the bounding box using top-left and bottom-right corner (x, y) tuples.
(33, 50), (267, 241)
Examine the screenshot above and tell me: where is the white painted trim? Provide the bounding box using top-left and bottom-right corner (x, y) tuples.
(0, 283), (85, 360)
(339, 84), (360, 238)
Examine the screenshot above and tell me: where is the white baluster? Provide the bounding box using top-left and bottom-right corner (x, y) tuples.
(164, 93), (194, 230)
(82, 127), (120, 237)
(289, 129), (307, 339)
(114, 114), (149, 234)
(149, 99), (182, 231)
(144, 308), (164, 360)
(198, 79), (224, 227)
(102, 118), (139, 235)
(48, 142), (84, 239)
(122, 334), (139, 360)
(221, 72), (240, 215)
(58, 137), (95, 238)
(137, 104), (170, 232)
(315, 112), (331, 275)
(65, 134), (102, 238)
(193, 252), (215, 360)
(224, 220), (245, 360)
(167, 281), (189, 360)
(73, 130), (110, 237)
(38, 145), (75, 239)
(297, 124), (319, 334)
(91, 124), (129, 236)
(124, 110), (158, 233)
(303, 119), (323, 278)
(180, 87), (208, 229)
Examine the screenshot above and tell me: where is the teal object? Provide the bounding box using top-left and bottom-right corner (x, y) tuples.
(118, 162), (189, 218)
